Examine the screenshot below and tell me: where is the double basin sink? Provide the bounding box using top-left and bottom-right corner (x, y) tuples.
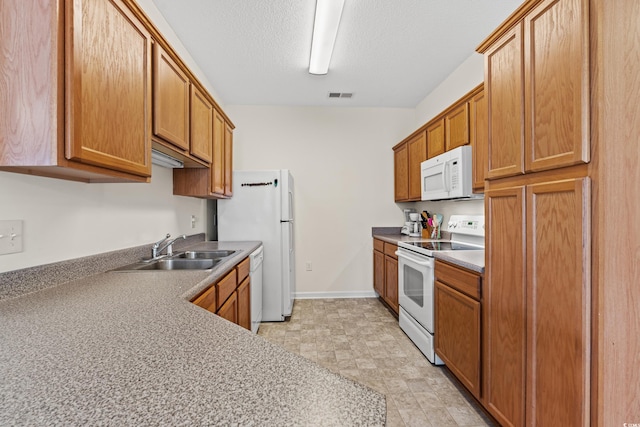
(112, 250), (237, 272)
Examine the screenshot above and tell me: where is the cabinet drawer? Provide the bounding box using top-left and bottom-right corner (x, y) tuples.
(435, 260), (481, 300)
(192, 283), (216, 313)
(373, 239), (385, 252)
(236, 257), (250, 283)
(383, 242), (398, 259)
(216, 269), (238, 310)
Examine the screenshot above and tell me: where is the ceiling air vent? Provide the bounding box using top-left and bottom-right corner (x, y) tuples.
(328, 92), (353, 99)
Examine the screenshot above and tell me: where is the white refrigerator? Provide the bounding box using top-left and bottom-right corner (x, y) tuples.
(217, 170), (295, 321)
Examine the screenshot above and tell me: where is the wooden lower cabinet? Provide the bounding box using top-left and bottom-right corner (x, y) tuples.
(217, 291), (237, 324)
(372, 239), (398, 315)
(237, 277), (251, 331)
(192, 256), (251, 330)
(484, 176), (590, 426)
(434, 261), (482, 400)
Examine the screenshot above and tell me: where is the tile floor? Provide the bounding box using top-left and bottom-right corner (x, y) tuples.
(258, 298), (495, 427)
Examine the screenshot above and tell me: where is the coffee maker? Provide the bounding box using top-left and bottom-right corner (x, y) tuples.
(401, 209), (421, 237)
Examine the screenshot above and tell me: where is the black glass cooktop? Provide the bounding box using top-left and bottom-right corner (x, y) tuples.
(404, 241), (482, 251)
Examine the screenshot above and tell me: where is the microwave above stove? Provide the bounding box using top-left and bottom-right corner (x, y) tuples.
(421, 146), (480, 201)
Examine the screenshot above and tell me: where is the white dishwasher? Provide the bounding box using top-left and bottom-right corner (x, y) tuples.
(249, 246), (264, 334)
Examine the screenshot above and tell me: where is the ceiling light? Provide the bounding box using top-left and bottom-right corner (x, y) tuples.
(309, 0), (345, 75)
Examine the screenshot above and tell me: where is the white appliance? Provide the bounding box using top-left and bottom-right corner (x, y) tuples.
(218, 170), (295, 322)
(396, 215), (484, 364)
(421, 145), (476, 201)
(249, 246), (264, 333)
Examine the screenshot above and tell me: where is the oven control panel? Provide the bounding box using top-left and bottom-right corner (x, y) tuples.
(447, 215), (485, 237)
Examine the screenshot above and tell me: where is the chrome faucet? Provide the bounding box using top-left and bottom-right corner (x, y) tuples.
(153, 234), (186, 257)
(151, 234), (186, 258)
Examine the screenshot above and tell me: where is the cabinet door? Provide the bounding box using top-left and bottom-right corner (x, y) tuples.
(373, 250), (385, 296)
(224, 123), (234, 196)
(524, 0), (589, 172)
(193, 284), (216, 313)
(526, 178), (590, 426)
(211, 109), (225, 195)
(217, 290), (237, 324)
(435, 281), (481, 399)
(445, 102), (470, 151)
(384, 255), (399, 314)
(153, 44), (190, 151)
(189, 85), (213, 163)
(485, 23), (525, 179)
(65, 0), (152, 177)
(407, 132), (427, 200)
(470, 89), (488, 192)
(237, 277), (251, 330)
(394, 143), (409, 201)
(484, 186), (526, 427)
(426, 118), (445, 159)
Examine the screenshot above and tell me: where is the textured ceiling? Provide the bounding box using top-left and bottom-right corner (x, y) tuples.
(151, 0), (522, 108)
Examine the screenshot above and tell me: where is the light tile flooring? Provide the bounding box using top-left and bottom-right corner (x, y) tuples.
(258, 298), (495, 427)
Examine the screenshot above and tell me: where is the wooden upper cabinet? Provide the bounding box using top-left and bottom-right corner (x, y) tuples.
(485, 23), (525, 179)
(394, 143), (409, 201)
(1, 0), (153, 182)
(224, 123), (234, 196)
(426, 118), (445, 159)
(470, 88), (488, 192)
(153, 44), (190, 151)
(445, 102), (470, 151)
(66, 0), (152, 178)
(212, 109), (226, 195)
(526, 177), (590, 426)
(407, 131), (427, 200)
(524, 0), (590, 172)
(189, 85), (213, 163)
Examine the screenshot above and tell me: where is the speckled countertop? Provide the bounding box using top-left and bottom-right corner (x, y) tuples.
(0, 240), (385, 426)
(373, 233), (485, 274)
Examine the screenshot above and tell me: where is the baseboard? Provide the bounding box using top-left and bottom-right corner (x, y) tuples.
(294, 290), (378, 299)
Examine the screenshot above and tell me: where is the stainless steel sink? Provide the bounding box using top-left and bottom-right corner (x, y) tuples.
(111, 249), (236, 272)
(176, 250), (237, 259)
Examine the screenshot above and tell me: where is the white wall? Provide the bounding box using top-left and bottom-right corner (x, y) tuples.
(414, 53), (484, 127)
(225, 105), (415, 297)
(0, 166), (205, 273)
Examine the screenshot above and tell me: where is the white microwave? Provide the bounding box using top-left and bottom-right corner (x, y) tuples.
(421, 145), (476, 201)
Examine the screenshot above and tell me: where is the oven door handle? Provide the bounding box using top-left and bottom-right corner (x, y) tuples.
(396, 250), (434, 267)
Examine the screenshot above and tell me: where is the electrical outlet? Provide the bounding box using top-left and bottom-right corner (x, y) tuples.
(305, 262), (312, 271)
(191, 215), (196, 229)
(0, 220), (23, 255)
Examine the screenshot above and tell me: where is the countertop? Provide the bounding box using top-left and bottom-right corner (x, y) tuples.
(373, 233), (485, 274)
(0, 240), (385, 426)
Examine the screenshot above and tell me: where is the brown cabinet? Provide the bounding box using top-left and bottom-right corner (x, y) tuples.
(372, 239), (398, 315)
(445, 102), (470, 151)
(482, 0), (589, 180)
(426, 118), (445, 159)
(393, 143), (409, 201)
(237, 277), (251, 331)
(484, 177), (590, 426)
(435, 260), (482, 400)
(0, 0), (152, 182)
(470, 88), (488, 192)
(393, 131), (426, 202)
(192, 256), (251, 330)
(212, 109), (226, 195)
(153, 43), (190, 151)
(189, 85), (213, 163)
(224, 122), (234, 196)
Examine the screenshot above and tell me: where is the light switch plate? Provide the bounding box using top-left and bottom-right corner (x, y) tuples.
(0, 220), (23, 255)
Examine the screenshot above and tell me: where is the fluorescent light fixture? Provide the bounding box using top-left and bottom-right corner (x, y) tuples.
(151, 149), (184, 169)
(309, 0), (345, 75)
